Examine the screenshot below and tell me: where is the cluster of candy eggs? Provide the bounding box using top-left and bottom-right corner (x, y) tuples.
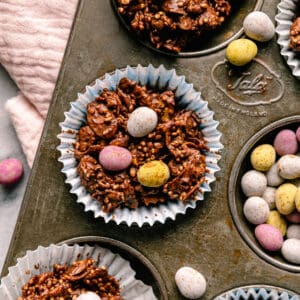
(98, 106), (170, 188)
(241, 127), (300, 264)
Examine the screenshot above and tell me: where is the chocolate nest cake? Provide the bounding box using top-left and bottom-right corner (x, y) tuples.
(75, 77), (208, 213)
(116, 0), (232, 53)
(17, 259), (121, 300)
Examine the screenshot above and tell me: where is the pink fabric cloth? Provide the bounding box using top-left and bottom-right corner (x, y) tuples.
(0, 0), (78, 167)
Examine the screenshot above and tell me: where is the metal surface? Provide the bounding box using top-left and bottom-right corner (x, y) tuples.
(229, 116), (300, 273)
(2, 0), (300, 299)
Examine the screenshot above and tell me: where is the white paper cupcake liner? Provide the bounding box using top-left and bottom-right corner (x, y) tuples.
(0, 244), (156, 300)
(57, 64), (223, 227)
(276, 0), (300, 80)
(215, 285), (299, 300)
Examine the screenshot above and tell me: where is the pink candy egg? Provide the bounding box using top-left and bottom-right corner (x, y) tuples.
(273, 129), (298, 156)
(296, 127), (300, 143)
(286, 211), (300, 224)
(255, 224), (283, 251)
(99, 145), (132, 171)
(0, 158), (23, 186)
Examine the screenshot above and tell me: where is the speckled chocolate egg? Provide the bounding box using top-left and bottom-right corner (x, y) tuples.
(255, 224), (283, 251)
(251, 144), (276, 172)
(137, 160), (170, 187)
(287, 224), (300, 240)
(99, 145), (132, 171)
(226, 39), (257, 66)
(77, 292), (101, 300)
(262, 187), (277, 210)
(296, 127), (300, 142)
(266, 163), (284, 187)
(243, 11), (275, 42)
(241, 170), (267, 197)
(266, 210), (287, 236)
(295, 187), (300, 213)
(286, 211), (300, 224)
(175, 266), (206, 299)
(243, 196), (270, 225)
(275, 183), (297, 215)
(0, 158), (23, 186)
(274, 129), (298, 156)
(277, 155), (300, 179)
(127, 106), (158, 137)
(281, 238), (300, 264)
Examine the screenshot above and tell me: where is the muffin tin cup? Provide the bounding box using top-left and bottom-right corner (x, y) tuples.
(0, 243), (157, 300)
(110, 0), (264, 57)
(214, 285), (299, 300)
(229, 115), (300, 273)
(276, 0), (300, 80)
(57, 64), (223, 227)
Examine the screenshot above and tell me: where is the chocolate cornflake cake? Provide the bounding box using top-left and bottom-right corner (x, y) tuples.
(290, 16), (300, 51)
(17, 259), (121, 300)
(75, 77), (208, 213)
(116, 0), (232, 53)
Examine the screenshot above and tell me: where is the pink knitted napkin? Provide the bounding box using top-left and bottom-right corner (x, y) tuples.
(0, 0), (78, 167)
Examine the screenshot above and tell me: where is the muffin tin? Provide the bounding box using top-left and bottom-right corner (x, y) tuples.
(1, 0), (300, 299)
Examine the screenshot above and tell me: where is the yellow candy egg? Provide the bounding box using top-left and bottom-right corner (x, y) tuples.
(275, 183), (297, 215)
(137, 160), (170, 188)
(226, 39), (258, 66)
(295, 187), (300, 213)
(266, 210), (287, 236)
(251, 144), (276, 172)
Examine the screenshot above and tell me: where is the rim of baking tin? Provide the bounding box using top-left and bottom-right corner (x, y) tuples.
(228, 115), (300, 273)
(58, 236), (168, 300)
(57, 64), (223, 227)
(110, 0), (264, 58)
(214, 284), (299, 299)
(275, 0), (300, 80)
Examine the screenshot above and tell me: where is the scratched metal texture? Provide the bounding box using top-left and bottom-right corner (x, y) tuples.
(2, 0), (300, 299)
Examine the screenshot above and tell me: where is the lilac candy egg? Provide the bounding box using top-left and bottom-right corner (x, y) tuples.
(99, 146), (132, 171)
(0, 158), (23, 186)
(286, 211), (300, 224)
(255, 224), (283, 251)
(274, 129), (298, 156)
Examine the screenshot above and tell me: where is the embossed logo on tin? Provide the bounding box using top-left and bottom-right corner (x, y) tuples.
(211, 58), (284, 109)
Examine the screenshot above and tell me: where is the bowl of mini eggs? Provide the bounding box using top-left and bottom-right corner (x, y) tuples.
(229, 115), (300, 272)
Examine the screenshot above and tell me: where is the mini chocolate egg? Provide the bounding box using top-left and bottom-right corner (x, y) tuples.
(226, 39), (257, 66)
(77, 292), (101, 300)
(175, 266), (206, 299)
(255, 224), (283, 251)
(243, 11), (275, 42)
(286, 211), (300, 224)
(99, 145), (132, 171)
(0, 158), (23, 186)
(266, 163), (284, 187)
(277, 155), (300, 179)
(287, 224), (300, 240)
(137, 160), (170, 187)
(274, 129), (298, 156)
(295, 187), (300, 213)
(281, 238), (300, 264)
(251, 144), (276, 172)
(262, 187), (277, 210)
(275, 183), (297, 215)
(243, 196), (270, 225)
(127, 106), (158, 137)
(241, 170), (267, 197)
(266, 210), (287, 236)
(296, 127), (300, 142)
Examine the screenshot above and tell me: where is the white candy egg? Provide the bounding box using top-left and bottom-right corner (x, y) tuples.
(243, 11), (275, 42)
(281, 239), (300, 264)
(262, 187), (276, 210)
(127, 106), (158, 137)
(77, 292), (101, 300)
(266, 163), (284, 187)
(175, 266), (206, 299)
(241, 170), (267, 197)
(243, 196), (270, 225)
(287, 224), (300, 240)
